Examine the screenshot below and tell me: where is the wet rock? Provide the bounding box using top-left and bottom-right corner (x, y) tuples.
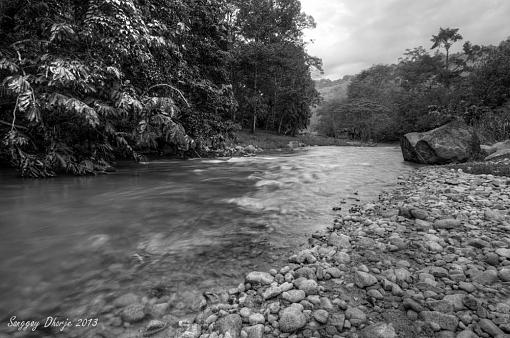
(245, 272), (274, 285)
(359, 322), (397, 338)
(328, 233), (351, 250)
(114, 293), (139, 307)
(121, 303), (145, 323)
(279, 305), (307, 333)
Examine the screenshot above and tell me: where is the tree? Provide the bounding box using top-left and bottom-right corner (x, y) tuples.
(0, 0), (237, 177)
(431, 27), (463, 70)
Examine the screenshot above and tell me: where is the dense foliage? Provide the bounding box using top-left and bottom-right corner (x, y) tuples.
(0, 0), (319, 176)
(316, 28), (510, 143)
(229, 0), (321, 135)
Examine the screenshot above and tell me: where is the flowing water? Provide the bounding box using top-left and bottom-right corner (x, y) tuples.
(0, 146), (416, 324)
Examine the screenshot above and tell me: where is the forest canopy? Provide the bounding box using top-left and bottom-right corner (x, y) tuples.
(0, 0), (320, 177)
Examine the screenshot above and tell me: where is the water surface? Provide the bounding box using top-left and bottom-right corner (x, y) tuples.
(0, 146), (415, 321)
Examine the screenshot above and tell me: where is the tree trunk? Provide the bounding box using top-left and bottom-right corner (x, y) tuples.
(252, 64), (258, 134)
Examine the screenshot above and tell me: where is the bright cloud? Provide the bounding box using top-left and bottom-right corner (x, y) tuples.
(300, 0), (510, 79)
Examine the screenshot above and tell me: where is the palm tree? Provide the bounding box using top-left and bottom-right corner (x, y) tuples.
(431, 27), (463, 70)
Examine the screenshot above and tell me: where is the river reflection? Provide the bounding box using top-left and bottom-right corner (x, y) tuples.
(0, 146), (416, 325)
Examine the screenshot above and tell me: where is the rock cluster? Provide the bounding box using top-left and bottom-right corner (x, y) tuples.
(61, 167), (509, 338)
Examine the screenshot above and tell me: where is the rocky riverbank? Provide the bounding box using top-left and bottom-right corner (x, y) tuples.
(7, 166), (509, 338)
(158, 167), (509, 338)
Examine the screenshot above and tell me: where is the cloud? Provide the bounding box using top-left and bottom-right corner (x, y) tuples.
(300, 0), (510, 79)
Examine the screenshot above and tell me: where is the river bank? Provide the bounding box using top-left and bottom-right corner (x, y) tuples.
(0, 147), (415, 338)
(149, 166), (510, 338)
(3, 158), (509, 338)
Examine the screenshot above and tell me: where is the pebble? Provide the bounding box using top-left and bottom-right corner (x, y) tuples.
(278, 306), (307, 332)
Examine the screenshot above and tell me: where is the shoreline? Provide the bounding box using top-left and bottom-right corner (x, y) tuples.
(3, 164), (510, 338)
(162, 166), (510, 338)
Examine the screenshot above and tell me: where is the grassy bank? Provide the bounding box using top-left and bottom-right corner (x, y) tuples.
(233, 130), (363, 150)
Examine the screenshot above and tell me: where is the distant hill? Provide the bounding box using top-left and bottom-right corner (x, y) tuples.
(309, 76), (352, 132)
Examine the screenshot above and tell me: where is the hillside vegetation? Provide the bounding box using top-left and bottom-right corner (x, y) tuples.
(315, 28), (510, 144)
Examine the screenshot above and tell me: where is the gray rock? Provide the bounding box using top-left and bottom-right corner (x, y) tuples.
(456, 330), (479, 338)
(329, 313), (345, 331)
(443, 294), (466, 311)
(262, 286), (282, 300)
(328, 233), (351, 250)
(496, 248), (510, 259)
(245, 324), (264, 338)
(400, 120), (480, 164)
(458, 282), (475, 293)
(217, 314), (242, 338)
(282, 290), (306, 303)
(411, 208), (429, 220)
(245, 271), (274, 285)
(333, 252), (351, 264)
(295, 267), (316, 280)
(345, 307), (367, 326)
(484, 209), (505, 221)
(121, 303), (145, 323)
(434, 219), (461, 230)
(294, 278), (318, 295)
(354, 271), (378, 288)
(415, 219), (433, 231)
(499, 268), (510, 282)
(428, 300), (454, 313)
(325, 267), (342, 278)
(472, 270), (499, 285)
(248, 313), (265, 325)
(403, 298), (426, 312)
(279, 306), (307, 332)
(359, 322), (397, 338)
(479, 318), (505, 337)
(427, 241), (444, 252)
(420, 311), (459, 331)
(180, 324), (201, 338)
(313, 309), (329, 324)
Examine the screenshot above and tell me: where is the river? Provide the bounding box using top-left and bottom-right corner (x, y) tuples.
(0, 146), (416, 327)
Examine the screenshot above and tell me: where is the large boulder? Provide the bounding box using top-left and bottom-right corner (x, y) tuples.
(401, 120), (480, 164)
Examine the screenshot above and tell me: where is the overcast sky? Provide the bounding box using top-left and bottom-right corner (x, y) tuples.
(300, 0), (510, 79)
